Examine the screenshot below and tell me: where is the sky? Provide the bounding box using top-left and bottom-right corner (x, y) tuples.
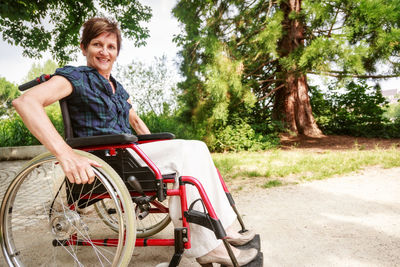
(0, 0), (399, 91)
(0, 0), (181, 84)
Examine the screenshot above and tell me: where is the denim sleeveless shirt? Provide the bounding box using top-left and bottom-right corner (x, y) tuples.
(55, 66), (132, 137)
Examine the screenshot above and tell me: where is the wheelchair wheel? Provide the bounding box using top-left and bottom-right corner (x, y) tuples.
(95, 199), (171, 238)
(0, 150), (136, 267)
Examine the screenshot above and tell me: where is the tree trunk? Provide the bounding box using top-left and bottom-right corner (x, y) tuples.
(273, 0), (323, 137)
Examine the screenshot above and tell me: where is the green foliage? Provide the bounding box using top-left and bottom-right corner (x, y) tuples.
(140, 111), (201, 141)
(0, 0), (152, 64)
(0, 77), (19, 117)
(24, 60), (59, 82)
(0, 113), (38, 147)
(310, 80), (400, 138)
(173, 1), (276, 137)
(0, 103), (63, 147)
(384, 102), (400, 121)
(211, 120), (279, 152)
(173, 0), (400, 136)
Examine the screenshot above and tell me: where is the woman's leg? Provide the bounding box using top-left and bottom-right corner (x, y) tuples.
(136, 139), (237, 258)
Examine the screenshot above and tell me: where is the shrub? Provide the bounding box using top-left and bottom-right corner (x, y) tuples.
(139, 109), (201, 141)
(0, 77), (20, 117)
(139, 108), (279, 152)
(210, 121), (280, 152)
(0, 114), (39, 147)
(0, 104), (63, 147)
(310, 80), (399, 138)
(384, 102), (400, 121)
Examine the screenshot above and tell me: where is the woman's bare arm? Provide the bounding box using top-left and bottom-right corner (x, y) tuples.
(128, 100), (151, 135)
(12, 76), (100, 184)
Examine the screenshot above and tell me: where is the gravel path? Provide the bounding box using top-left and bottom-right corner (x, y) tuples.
(0, 160), (399, 266)
(234, 166), (400, 267)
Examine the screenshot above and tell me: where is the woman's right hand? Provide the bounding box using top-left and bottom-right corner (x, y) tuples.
(57, 149), (102, 184)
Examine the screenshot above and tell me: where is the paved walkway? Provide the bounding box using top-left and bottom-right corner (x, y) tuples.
(0, 160), (27, 199)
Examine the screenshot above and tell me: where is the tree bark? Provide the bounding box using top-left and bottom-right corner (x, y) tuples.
(273, 0), (323, 137)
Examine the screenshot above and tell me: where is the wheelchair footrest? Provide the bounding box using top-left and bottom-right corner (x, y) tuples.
(221, 252), (263, 267)
(233, 234), (261, 252)
(221, 235), (262, 267)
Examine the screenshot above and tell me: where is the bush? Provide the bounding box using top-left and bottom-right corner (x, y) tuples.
(209, 121), (280, 152)
(0, 77), (20, 117)
(139, 108), (279, 152)
(310, 80), (400, 138)
(0, 114), (39, 147)
(139, 109), (201, 141)
(0, 104), (63, 147)
(384, 102), (400, 121)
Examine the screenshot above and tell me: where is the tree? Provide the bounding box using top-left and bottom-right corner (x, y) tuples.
(24, 59), (59, 82)
(0, 60), (59, 118)
(115, 56), (179, 115)
(0, 0), (151, 64)
(0, 77), (19, 117)
(173, 0), (400, 137)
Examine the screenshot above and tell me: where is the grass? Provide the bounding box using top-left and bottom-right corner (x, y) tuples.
(212, 148), (400, 188)
(262, 179), (283, 188)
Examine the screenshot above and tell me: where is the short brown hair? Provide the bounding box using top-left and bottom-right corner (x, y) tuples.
(81, 17), (122, 54)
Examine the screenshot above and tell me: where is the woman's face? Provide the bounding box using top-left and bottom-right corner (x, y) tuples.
(81, 32), (118, 77)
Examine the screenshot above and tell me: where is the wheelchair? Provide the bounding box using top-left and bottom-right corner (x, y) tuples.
(0, 75), (262, 266)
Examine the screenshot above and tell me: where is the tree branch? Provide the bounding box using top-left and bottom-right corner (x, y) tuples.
(244, 59), (277, 78)
(257, 78), (278, 84)
(308, 71), (400, 79)
(327, 6), (340, 37)
(257, 83), (285, 101)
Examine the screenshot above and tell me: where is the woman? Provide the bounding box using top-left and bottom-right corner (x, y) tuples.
(12, 17), (257, 266)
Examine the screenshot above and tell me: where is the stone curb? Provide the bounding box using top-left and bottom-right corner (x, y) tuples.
(0, 145), (48, 160)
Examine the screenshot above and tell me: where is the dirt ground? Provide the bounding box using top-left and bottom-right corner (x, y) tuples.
(280, 134), (400, 151)
(0, 135), (399, 266)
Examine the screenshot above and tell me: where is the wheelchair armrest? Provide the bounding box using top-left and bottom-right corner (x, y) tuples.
(137, 132), (175, 141)
(66, 134), (138, 148)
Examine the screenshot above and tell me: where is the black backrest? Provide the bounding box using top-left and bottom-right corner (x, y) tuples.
(59, 99), (74, 139)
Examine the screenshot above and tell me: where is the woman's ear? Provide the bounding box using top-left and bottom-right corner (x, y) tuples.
(80, 43), (87, 56)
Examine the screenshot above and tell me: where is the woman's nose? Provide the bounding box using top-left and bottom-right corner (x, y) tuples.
(99, 46), (108, 54)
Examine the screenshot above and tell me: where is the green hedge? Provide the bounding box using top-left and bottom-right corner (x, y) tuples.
(310, 80), (400, 138)
(0, 104), (64, 147)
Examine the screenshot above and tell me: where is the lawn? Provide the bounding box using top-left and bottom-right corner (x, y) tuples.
(212, 147), (400, 188)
